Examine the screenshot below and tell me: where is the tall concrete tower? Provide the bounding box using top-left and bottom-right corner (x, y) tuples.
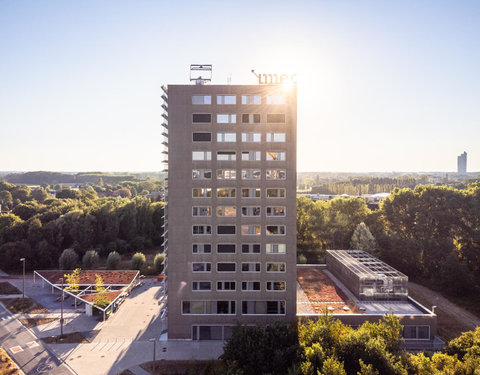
(457, 152), (467, 175)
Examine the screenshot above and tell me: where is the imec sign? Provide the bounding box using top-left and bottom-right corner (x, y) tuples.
(257, 73), (297, 85)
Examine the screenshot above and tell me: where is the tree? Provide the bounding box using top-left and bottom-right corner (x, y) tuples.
(82, 250), (100, 269)
(56, 188), (81, 199)
(59, 248), (79, 269)
(64, 268), (81, 293)
(153, 253), (165, 273)
(0, 190), (13, 210)
(350, 222), (377, 254)
(31, 188), (49, 203)
(130, 252), (145, 270)
(93, 274), (110, 308)
(107, 251), (122, 269)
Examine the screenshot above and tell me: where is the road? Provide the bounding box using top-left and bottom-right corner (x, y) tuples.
(0, 302), (75, 375)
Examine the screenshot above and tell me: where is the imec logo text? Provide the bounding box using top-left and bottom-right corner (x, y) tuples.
(257, 73), (297, 85)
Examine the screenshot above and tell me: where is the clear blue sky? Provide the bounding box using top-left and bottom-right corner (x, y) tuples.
(1, 0), (479, 172)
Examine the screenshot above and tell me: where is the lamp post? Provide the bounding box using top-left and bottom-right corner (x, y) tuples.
(19, 258), (25, 299)
(60, 276), (65, 338)
(149, 338), (156, 373)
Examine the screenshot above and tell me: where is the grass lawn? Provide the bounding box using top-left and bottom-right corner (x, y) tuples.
(0, 283), (21, 295)
(140, 360), (224, 375)
(0, 348), (22, 375)
(18, 317), (57, 328)
(1, 298), (49, 314)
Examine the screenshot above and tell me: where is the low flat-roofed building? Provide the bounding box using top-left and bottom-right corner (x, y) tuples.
(297, 258), (444, 352)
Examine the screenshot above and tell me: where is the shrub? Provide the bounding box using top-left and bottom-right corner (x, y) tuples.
(82, 250), (100, 269)
(297, 254), (307, 264)
(153, 253), (165, 274)
(59, 248), (79, 270)
(131, 252), (146, 270)
(106, 251), (121, 269)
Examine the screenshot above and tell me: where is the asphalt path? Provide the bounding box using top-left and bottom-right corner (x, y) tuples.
(0, 302), (75, 375)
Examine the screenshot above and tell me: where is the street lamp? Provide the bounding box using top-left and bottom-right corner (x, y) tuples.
(149, 338), (156, 373)
(60, 276), (65, 338)
(19, 258), (25, 299)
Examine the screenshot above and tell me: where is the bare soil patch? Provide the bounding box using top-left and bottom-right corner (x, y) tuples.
(1, 298), (49, 314)
(0, 283), (21, 295)
(141, 360), (224, 375)
(41, 332), (89, 344)
(18, 317), (57, 328)
(0, 348), (22, 375)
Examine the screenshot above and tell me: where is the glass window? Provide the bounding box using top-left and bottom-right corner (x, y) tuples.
(241, 225), (261, 235)
(266, 281), (286, 291)
(217, 263), (236, 272)
(242, 206), (261, 217)
(241, 133), (261, 142)
(192, 95), (212, 105)
(266, 244), (286, 254)
(192, 169), (212, 180)
(192, 113), (212, 123)
(217, 114), (237, 124)
(242, 114), (261, 123)
(241, 262), (260, 272)
(266, 169), (286, 180)
(266, 114), (286, 123)
(192, 262), (211, 272)
(192, 281), (211, 291)
(266, 207), (286, 217)
(242, 281), (260, 291)
(217, 281), (236, 291)
(217, 151), (236, 161)
(192, 206), (211, 217)
(241, 244), (261, 254)
(217, 133), (236, 142)
(266, 133), (286, 142)
(241, 95), (261, 104)
(266, 151), (286, 161)
(192, 226), (211, 235)
(217, 188), (236, 198)
(192, 151), (211, 161)
(192, 188), (212, 198)
(266, 225), (286, 235)
(217, 244), (236, 254)
(217, 225), (236, 235)
(192, 244), (211, 254)
(266, 263), (286, 272)
(242, 151), (261, 161)
(217, 95), (236, 105)
(193, 132), (211, 142)
(241, 169), (261, 180)
(217, 206), (237, 217)
(266, 95), (286, 104)
(242, 188), (261, 198)
(217, 169), (236, 180)
(241, 300), (285, 315)
(266, 188), (285, 198)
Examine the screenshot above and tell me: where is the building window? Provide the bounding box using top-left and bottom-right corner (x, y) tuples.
(266, 188), (285, 198)
(217, 206), (237, 217)
(217, 244), (236, 254)
(192, 281), (211, 291)
(192, 188), (212, 198)
(241, 300), (285, 315)
(242, 151), (261, 161)
(241, 206), (261, 217)
(193, 132), (212, 142)
(266, 114), (286, 123)
(242, 281), (260, 291)
(241, 169), (261, 180)
(266, 95), (286, 105)
(217, 114), (237, 124)
(192, 225), (212, 235)
(241, 262), (260, 272)
(266, 243), (286, 254)
(266, 207), (286, 217)
(192, 95), (212, 105)
(266, 133), (286, 142)
(217, 151), (236, 161)
(404, 326), (430, 340)
(192, 151), (211, 161)
(242, 114), (261, 123)
(192, 262), (211, 272)
(217, 281), (236, 291)
(217, 169), (236, 180)
(217, 95), (236, 105)
(241, 188), (261, 198)
(266, 281), (286, 291)
(192, 113), (212, 123)
(192, 244), (211, 254)
(266, 169), (286, 180)
(182, 300), (235, 315)
(266, 263), (286, 272)
(241, 225), (261, 235)
(217, 188), (236, 198)
(217, 262), (236, 272)
(242, 244), (261, 254)
(242, 132), (261, 142)
(217, 225), (236, 235)
(266, 151), (286, 161)
(266, 225), (286, 235)
(192, 325), (233, 341)
(241, 95), (261, 104)
(192, 206), (211, 217)
(192, 169), (212, 180)
(217, 132), (236, 142)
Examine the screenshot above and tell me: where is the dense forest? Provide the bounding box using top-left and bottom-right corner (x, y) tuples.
(0, 181), (164, 272)
(297, 182), (480, 300)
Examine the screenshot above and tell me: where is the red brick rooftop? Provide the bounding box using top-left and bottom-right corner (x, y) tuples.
(35, 270), (139, 285)
(297, 267), (360, 314)
(83, 290), (123, 304)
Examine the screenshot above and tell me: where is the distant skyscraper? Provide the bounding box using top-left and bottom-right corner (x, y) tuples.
(457, 152), (467, 174)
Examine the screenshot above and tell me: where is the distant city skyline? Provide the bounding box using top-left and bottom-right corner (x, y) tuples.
(1, 1), (479, 172)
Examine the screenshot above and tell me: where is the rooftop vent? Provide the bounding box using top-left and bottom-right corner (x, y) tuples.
(190, 64), (212, 85)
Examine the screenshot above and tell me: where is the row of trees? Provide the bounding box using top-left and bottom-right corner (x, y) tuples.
(297, 182), (480, 296)
(221, 317), (480, 375)
(0, 182), (164, 272)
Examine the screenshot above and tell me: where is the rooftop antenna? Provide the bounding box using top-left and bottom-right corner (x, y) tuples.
(227, 73), (232, 84)
(190, 64), (212, 85)
(251, 69), (259, 79)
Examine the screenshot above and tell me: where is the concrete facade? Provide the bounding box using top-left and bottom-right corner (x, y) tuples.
(166, 84), (297, 339)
